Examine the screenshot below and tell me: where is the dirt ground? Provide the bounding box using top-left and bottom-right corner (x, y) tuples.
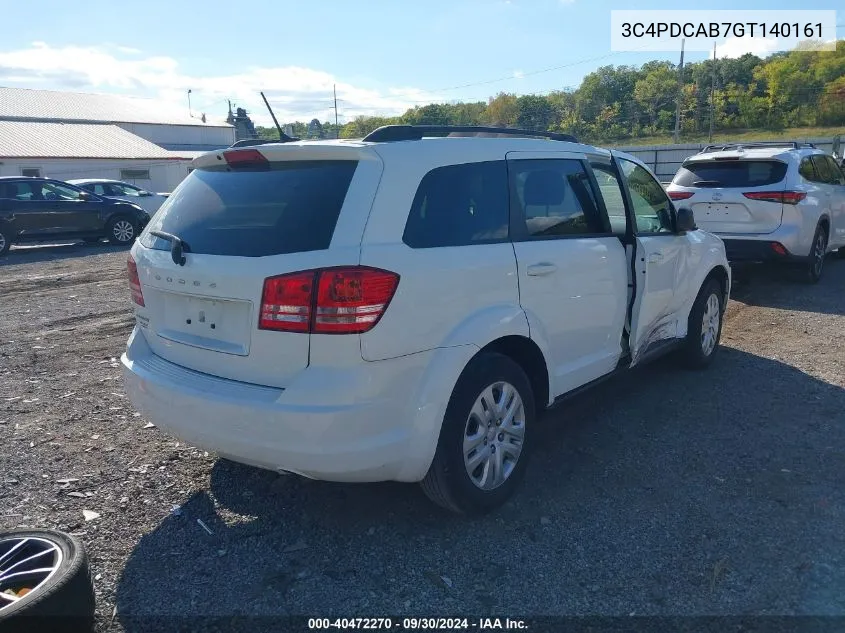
(1, 242), (844, 632)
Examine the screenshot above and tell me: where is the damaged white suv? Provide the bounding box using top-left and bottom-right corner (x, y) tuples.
(121, 125), (730, 514)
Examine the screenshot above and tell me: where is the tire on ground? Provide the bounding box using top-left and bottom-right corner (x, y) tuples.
(0, 222), (11, 256)
(804, 223), (828, 284)
(0, 529), (95, 633)
(106, 215), (137, 246)
(678, 278), (724, 370)
(421, 352), (535, 515)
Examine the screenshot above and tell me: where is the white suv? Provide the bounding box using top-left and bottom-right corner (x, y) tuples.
(666, 142), (845, 282)
(121, 125), (730, 514)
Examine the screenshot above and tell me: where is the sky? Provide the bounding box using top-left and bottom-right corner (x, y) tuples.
(0, 0), (842, 127)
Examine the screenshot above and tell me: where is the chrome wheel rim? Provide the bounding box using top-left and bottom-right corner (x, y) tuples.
(813, 232), (826, 277)
(0, 536), (63, 611)
(463, 381), (526, 491)
(701, 293), (721, 357)
(113, 220), (134, 243)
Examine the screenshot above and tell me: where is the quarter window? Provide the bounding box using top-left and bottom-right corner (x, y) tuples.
(403, 161), (509, 248)
(798, 157), (817, 181)
(590, 161), (628, 236)
(811, 155), (834, 184)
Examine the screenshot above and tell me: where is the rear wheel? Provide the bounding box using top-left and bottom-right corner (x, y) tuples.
(0, 530), (95, 633)
(678, 279), (724, 369)
(420, 352), (534, 515)
(106, 216), (137, 245)
(805, 224), (828, 283)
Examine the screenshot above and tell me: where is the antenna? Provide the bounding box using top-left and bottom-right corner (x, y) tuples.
(260, 91), (285, 142)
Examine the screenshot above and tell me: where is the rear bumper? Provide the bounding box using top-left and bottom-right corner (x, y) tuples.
(121, 327), (447, 483)
(721, 239), (807, 263)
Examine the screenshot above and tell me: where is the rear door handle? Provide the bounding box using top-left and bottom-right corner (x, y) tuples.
(648, 252), (664, 264)
(526, 262), (558, 276)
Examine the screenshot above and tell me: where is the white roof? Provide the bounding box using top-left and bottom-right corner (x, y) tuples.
(0, 86), (231, 128)
(0, 121), (196, 159)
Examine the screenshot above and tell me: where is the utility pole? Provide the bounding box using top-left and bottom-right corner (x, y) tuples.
(333, 84), (339, 139)
(187, 89), (193, 118)
(708, 41), (717, 143)
(672, 39), (685, 144)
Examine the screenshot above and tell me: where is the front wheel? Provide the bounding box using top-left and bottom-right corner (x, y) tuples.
(678, 279), (724, 370)
(420, 352), (535, 515)
(106, 216), (137, 245)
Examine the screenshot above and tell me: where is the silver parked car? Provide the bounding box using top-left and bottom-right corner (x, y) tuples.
(666, 142), (845, 282)
(67, 179), (169, 216)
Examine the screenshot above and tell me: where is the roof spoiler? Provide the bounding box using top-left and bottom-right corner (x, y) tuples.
(229, 137), (299, 148)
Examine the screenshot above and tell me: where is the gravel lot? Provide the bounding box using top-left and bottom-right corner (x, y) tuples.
(1, 242), (844, 632)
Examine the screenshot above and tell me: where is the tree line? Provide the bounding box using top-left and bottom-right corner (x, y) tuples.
(258, 41), (845, 144)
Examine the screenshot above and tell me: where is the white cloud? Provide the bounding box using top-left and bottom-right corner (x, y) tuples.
(0, 43), (441, 126)
(512, 69), (525, 79)
(714, 37), (780, 59)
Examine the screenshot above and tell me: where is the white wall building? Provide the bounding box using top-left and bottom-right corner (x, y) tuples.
(0, 87), (235, 192)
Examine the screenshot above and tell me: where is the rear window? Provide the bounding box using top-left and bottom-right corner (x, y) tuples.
(673, 160), (788, 188)
(140, 161), (358, 257)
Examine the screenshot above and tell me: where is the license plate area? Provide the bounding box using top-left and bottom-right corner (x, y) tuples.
(700, 203), (750, 222)
(156, 291), (253, 356)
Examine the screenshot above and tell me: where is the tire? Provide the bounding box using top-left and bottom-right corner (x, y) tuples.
(420, 352), (535, 515)
(837, 247), (845, 260)
(0, 223), (11, 256)
(106, 215), (137, 246)
(678, 279), (724, 370)
(0, 529), (95, 633)
(805, 224), (828, 283)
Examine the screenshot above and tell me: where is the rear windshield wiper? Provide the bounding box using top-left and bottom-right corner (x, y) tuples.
(692, 180), (722, 187)
(150, 230), (190, 266)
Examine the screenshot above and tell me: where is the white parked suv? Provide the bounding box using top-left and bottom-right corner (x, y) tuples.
(666, 142), (845, 282)
(121, 125), (730, 514)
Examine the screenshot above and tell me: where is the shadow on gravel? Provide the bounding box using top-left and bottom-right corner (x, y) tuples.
(1, 241), (129, 266)
(115, 348), (845, 628)
(729, 257), (845, 316)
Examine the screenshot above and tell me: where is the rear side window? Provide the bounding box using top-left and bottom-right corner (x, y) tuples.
(141, 161), (358, 257)
(799, 157), (817, 181)
(403, 161), (509, 248)
(673, 160), (788, 188)
(811, 156), (834, 184)
(509, 159), (607, 238)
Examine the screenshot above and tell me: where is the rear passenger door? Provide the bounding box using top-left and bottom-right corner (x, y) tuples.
(506, 151), (629, 396)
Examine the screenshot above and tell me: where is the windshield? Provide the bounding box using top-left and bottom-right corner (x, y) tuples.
(140, 160), (358, 257)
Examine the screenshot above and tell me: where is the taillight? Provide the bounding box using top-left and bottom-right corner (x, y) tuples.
(259, 271), (316, 332)
(668, 191), (694, 201)
(127, 254), (145, 307)
(771, 242), (788, 256)
(259, 267), (399, 334)
(743, 191), (806, 205)
(223, 148), (268, 167)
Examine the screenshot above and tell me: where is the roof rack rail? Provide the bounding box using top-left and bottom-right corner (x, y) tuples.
(701, 141), (815, 153)
(362, 125), (578, 144)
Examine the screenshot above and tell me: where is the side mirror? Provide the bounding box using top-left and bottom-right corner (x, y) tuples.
(675, 207), (697, 233)
(79, 191), (93, 200)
